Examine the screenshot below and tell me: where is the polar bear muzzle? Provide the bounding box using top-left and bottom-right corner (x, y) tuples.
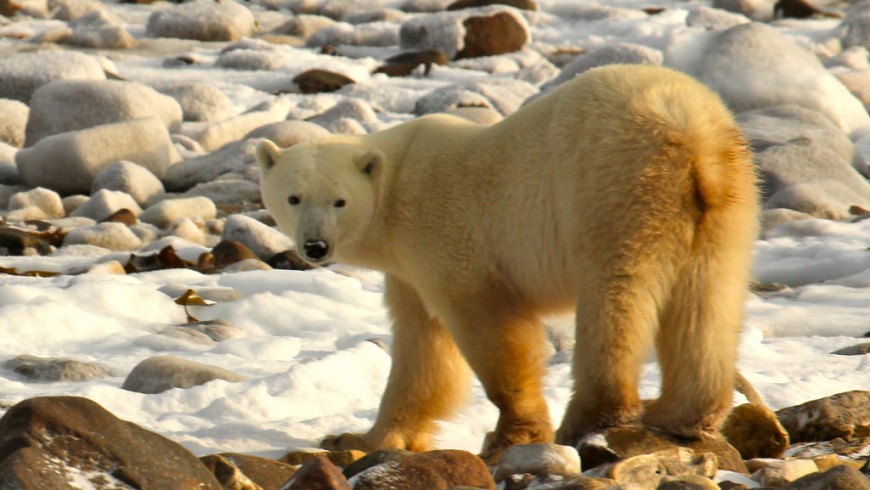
(302, 239), (330, 261)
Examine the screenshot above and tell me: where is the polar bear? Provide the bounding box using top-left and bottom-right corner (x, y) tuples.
(257, 64), (759, 462)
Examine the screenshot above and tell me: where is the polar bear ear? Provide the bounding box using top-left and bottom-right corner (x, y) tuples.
(354, 150), (384, 179)
(255, 139), (282, 172)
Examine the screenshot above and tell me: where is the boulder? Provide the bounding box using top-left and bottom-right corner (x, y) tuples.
(245, 120), (331, 148)
(309, 98), (380, 133)
(352, 450), (496, 490)
(92, 161), (166, 207)
(712, 0), (776, 21)
(71, 189), (143, 222)
(584, 447), (717, 488)
(399, 7), (529, 60)
(121, 355), (247, 394)
(306, 21), (400, 47)
(16, 118), (179, 195)
(26, 80), (182, 146)
(832, 342), (870, 355)
(684, 5), (750, 30)
(197, 98), (291, 152)
(722, 403), (790, 459)
(139, 196), (217, 228)
(415, 78), (537, 116)
(147, 0), (255, 42)
(64, 10), (136, 49)
(0, 98), (28, 148)
(840, 8), (870, 50)
(163, 140), (252, 191)
(221, 214), (295, 260)
(157, 83), (237, 123)
(272, 14), (336, 39)
(7, 187), (64, 219)
(0, 51), (106, 103)
(285, 456), (351, 489)
(63, 222), (143, 251)
(374, 49), (449, 77)
(776, 391), (870, 443)
(181, 180), (261, 212)
(748, 458), (819, 487)
(293, 69), (356, 94)
(786, 464), (870, 490)
(201, 453), (298, 490)
(4, 355), (112, 382)
(540, 43), (663, 94)
(493, 443), (581, 482)
(0, 396), (222, 488)
(447, 0), (538, 11)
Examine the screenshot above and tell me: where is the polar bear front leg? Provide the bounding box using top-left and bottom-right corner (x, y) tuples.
(323, 275), (473, 453)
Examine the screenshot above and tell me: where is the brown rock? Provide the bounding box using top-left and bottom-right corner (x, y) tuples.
(0, 396), (221, 489)
(0, 0), (21, 17)
(101, 208), (137, 226)
(773, 0), (839, 18)
(285, 456), (351, 490)
(658, 476), (721, 490)
(280, 449), (366, 468)
(748, 458), (818, 487)
(212, 239), (260, 269)
(199, 454), (262, 490)
(352, 450), (496, 490)
(374, 49), (449, 77)
(787, 437), (870, 461)
(722, 403), (790, 459)
(341, 448), (412, 479)
(456, 11), (528, 59)
(577, 426), (748, 473)
(293, 69), (355, 94)
(447, 0), (538, 11)
(785, 464), (870, 489)
(202, 453), (297, 490)
(585, 447), (717, 488)
(776, 391), (870, 443)
(0, 226), (52, 256)
(268, 250), (315, 271)
(832, 342), (870, 356)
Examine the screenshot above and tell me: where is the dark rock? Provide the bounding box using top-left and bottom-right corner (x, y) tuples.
(584, 447), (717, 488)
(0, 226), (52, 256)
(352, 450), (496, 490)
(268, 250), (315, 271)
(832, 342), (870, 355)
(281, 449), (366, 468)
(285, 455), (351, 489)
(721, 403), (789, 459)
(342, 448), (412, 479)
(776, 391), (870, 443)
(447, 0), (538, 11)
(787, 437), (870, 461)
(784, 464), (868, 489)
(456, 11), (528, 59)
(374, 49), (449, 77)
(861, 458), (868, 476)
(211, 239), (260, 269)
(774, 0), (838, 18)
(4, 355), (112, 382)
(121, 355), (248, 394)
(0, 396), (221, 489)
(124, 245), (194, 273)
(100, 208), (138, 226)
(293, 69), (355, 94)
(577, 426), (748, 473)
(202, 453), (297, 490)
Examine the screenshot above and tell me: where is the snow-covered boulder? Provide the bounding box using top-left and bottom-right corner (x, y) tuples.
(63, 222), (143, 251)
(26, 80), (182, 146)
(839, 4), (870, 49)
(7, 187), (64, 219)
(181, 180), (261, 210)
(309, 98), (381, 133)
(0, 51), (106, 103)
(685, 5), (750, 31)
(540, 43), (663, 94)
(712, 0), (775, 21)
(0, 99), (28, 148)
(147, 0), (256, 42)
(0, 143), (18, 185)
(64, 10), (136, 49)
(71, 189), (143, 222)
(399, 7), (529, 60)
(216, 49), (284, 71)
(139, 196), (217, 228)
(196, 97), (292, 152)
(92, 161), (166, 208)
(52, 0), (106, 20)
(156, 83), (237, 124)
(667, 23), (870, 137)
(221, 214), (294, 259)
(245, 120), (330, 148)
(163, 141), (252, 191)
(306, 21), (400, 47)
(272, 14), (335, 39)
(415, 78), (538, 116)
(16, 118), (179, 195)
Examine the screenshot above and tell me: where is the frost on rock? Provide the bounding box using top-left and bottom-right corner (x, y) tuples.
(71, 189), (143, 222)
(0, 51), (106, 103)
(307, 21), (401, 47)
(63, 222), (143, 251)
(415, 78), (538, 116)
(156, 83), (237, 124)
(139, 196), (217, 229)
(196, 97), (292, 152)
(147, 0), (256, 42)
(92, 161), (166, 208)
(540, 43), (663, 94)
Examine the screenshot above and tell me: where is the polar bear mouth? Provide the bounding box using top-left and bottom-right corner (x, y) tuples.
(302, 239), (330, 262)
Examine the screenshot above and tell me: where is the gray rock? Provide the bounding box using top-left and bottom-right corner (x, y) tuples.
(245, 120), (330, 148)
(26, 80), (182, 147)
(685, 5), (750, 30)
(181, 180), (261, 209)
(139, 196), (217, 228)
(540, 43), (663, 94)
(306, 21), (400, 47)
(147, 0), (255, 42)
(0, 99), (28, 148)
(16, 118), (179, 195)
(51, 0), (106, 20)
(776, 390), (870, 443)
(415, 78), (538, 116)
(64, 10), (135, 49)
(92, 161), (166, 207)
(7, 187), (64, 219)
(0, 51), (106, 103)
(4, 355), (112, 382)
(156, 83), (237, 123)
(197, 97), (292, 152)
(71, 189), (142, 222)
(493, 443), (581, 482)
(832, 342), (870, 355)
(309, 98), (380, 133)
(839, 9), (870, 49)
(0, 143), (19, 185)
(63, 222), (143, 251)
(221, 213), (294, 260)
(122, 355), (247, 394)
(216, 49), (284, 71)
(163, 140), (252, 192)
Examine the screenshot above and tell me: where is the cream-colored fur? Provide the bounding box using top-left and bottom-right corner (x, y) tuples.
(257, 64), (760, 462)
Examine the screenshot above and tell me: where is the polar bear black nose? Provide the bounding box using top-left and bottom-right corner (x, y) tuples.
(303, 240), (329, 260)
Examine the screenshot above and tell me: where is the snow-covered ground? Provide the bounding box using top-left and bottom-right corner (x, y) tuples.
(0, 0), (868, 466)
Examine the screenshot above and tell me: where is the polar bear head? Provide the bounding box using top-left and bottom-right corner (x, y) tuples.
(256, 139), (383, 264)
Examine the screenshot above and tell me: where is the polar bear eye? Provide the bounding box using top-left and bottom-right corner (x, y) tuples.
(334, 199), (346, 208)
(288, 195), (301, 205)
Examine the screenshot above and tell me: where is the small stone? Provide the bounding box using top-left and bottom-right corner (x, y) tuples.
(285, 456), (351, 489)
(210, 240), (260, 269)
(101, 208), (138, 226)
(202, 453), (297, 490)
(494, 443), (581, 482)
(268, 250), (314, 270)
(293, 69), (356, 94)
(457, 11), (528, 59)
(748, 458), (818, 487)
(786, 464), (870, 489)
(4, 355), (112, 382)
(140, 197), (217, 229)
(584, 447), (717, 488)
(352, 450), (496, 490)
(447, 0), (537, 10)
(832, 342), (870, 355)
(374, 49), (449, 77)
(776, 391), (870, 443)
(121, 355), (247, 394)
(722, 403), (790, 459)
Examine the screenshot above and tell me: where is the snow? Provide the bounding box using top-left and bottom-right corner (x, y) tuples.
(0, 0), (868, 472)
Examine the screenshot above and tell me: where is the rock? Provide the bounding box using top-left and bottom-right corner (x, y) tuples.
(493, 443), (581, 482)
(786, 464), (870, 490)
(272, 14), (336, 39)
(267, 249), (315, 270)
(0, 396), (222, 489)
(344, 8), (407, 24)
(722, 403), (790, 459)
(26, 80), (182, 147)
(776, 391), (870, 443)
(446, 106), (504, 125)
(584, 447), (717, 488)
(63, 222), (143, 251)
(8, 187), (64, 219)
(399, 8), (529, 60)
(309, 98), (380, 133)
(85, 260), (127, 275)
(306, 21), (400, 48)
(712, 0), (776, 21)
(668, 23), (870, 137)
(836, 69), (870, 114)
(3, 355), (112, 382)
(121, 355), (247, 394)
(163, 218), (206, 245)
(197, 98), (291, 152)
(71, 189), (142, 222)
(52, 0), (105, 20)
(285, 456), (351, 489)
(220, 258), (272, 272)
(0, 98), (27, 148)
(157, 83), (237, 124)
(147, 0), (255, 42)
(163, 140), (252, 191)
(577, 426), (748, 473)
(540, 43), (663, 94)
(447, 0), (537, 11)
(221, 214), (295, 260)
(0, 144), (19, 185)
(281, 449), (367, 468)
(293, 69), (356, 94)
(748, 458), (818, 487)
(140, 196), (217, 229)
(16, 118), (179, 195)
(685, 5), (750, 30)
(832, 342), (870, 355)
(92, 161), (166, 207)
(181, 179), (262, 213)
(352, 450), (496, 490)
(415, 78), (538, 116)
(0, 226), (52, 255)
(788, 438), (870, 462)
(245, 120), (331, 148)
(0, 51), (106, 103)
(202, 453), (297, 490)
(64, 10), (136, 49)
(217, 48), (285, 71)
(374, 49), (449, 77)
(102, 209), (138, 226)
(208, 239), (261, 269)
(840, 9), (870, 50)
